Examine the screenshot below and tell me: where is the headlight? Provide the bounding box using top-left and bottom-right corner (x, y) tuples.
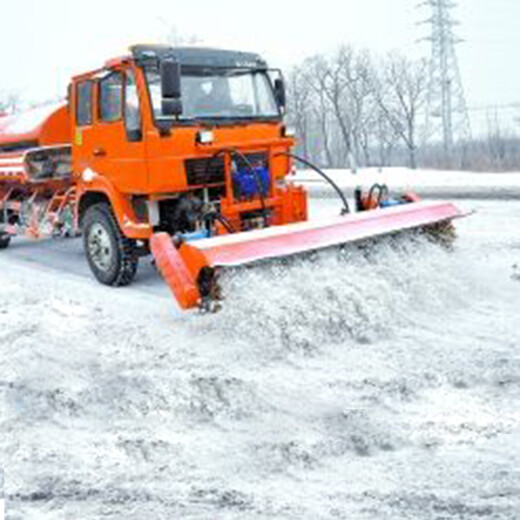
(197, 130), (214, 145)
(282, 126), (296, 138)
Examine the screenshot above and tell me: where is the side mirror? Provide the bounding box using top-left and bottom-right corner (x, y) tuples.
(162, 98), (183, 118)
(161, 59), (182, 117)
(274, 78), (286, 110)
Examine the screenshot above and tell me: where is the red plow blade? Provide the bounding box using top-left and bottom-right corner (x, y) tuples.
(151, 201), (463, 311)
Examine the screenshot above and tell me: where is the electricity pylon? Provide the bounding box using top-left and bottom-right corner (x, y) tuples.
(420, 0), (471, 162)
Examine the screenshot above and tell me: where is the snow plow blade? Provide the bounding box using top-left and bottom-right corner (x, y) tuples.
(151, 201), (463, 311)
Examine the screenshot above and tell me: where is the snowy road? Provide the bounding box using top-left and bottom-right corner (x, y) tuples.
(1, 194), (520, 520)
(1, 235), (171, 300)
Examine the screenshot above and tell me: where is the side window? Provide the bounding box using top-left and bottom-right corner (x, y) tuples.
(76, 81), (92, 126)
(125, 70), (142, 141)
(99, 72), (123, 122)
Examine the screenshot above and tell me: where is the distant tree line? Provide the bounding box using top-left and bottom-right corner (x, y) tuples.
(0, 92), (20, 115)
(2, 46), (519, 172)
(286, 46), (520, 172)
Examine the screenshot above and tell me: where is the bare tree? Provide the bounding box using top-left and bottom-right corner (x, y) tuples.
(345, 50), (377, 168)
(324, 47), (358, 170)
(0, 91), (20, 115)
(287, 66), (312, 158)
(285, 46), (455, 172)
(374, 111), (399, 168)
(302, 49), (357, 170)
(485, 109), (509, 170)
(374, 53), (428, 169)
(301, 56), (336, 167)
(312, 92), (335, 167)
(315, 47), (378, 172)
(157, 20), (201, 46)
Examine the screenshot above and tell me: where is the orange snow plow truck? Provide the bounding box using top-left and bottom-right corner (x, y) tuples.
(0, 45), (462, 311)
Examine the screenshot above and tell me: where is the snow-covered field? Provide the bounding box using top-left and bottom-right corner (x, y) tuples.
(296, 167), (520, 200)
(1, 173), (520, 519)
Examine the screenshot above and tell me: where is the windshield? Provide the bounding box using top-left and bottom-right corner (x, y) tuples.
(146, 68), (280, 121)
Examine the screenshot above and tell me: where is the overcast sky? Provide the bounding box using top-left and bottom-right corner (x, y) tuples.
(1, 0), (518, 111)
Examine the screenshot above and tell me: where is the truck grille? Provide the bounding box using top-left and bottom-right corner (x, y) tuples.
(185, 156), (225, 186)
(185, 152), (268, 187)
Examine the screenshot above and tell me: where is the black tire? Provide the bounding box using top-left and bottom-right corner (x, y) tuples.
(83, 203), (138, 287)
(0, 234), (10, 250)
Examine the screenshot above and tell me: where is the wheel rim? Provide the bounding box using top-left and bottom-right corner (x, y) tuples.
(87, 223), (114, 272)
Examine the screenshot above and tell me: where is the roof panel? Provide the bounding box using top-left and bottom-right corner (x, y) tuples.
(130, 45), (267, 69)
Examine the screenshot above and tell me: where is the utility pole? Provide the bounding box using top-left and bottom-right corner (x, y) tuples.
(420, 0), (471, 164)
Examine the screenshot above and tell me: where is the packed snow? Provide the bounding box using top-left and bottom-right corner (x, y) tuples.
(1, 174), (520, 519)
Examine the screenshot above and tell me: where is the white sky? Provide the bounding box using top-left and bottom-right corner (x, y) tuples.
(1, 0), (518, 111)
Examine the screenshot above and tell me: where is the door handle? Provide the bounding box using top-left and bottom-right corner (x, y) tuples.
(93, 147), (107, 157)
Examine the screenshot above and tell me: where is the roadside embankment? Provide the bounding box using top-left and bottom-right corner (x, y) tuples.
(295, 168), (520, 200)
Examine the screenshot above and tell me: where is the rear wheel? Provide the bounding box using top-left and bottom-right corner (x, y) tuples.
(0, 234), (10, 250)
(83, 203), (138, 286)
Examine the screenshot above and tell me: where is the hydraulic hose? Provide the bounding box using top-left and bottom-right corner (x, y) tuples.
(274, 152), (351, 215)
(368, 183), (389, 206)
(216, 214), (237, 234)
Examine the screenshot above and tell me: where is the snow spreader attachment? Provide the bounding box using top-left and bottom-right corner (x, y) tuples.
(151, 200), (463, 311)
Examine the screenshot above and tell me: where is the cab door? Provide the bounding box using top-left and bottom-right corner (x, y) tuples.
(75, 67), (148, 194)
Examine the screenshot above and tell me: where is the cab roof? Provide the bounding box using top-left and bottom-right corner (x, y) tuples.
(130, 44), (268, 69)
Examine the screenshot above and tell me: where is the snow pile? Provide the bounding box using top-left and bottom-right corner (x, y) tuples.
(195, 233), (466, 353)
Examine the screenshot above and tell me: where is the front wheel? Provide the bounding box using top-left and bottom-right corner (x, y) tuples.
(83, 203), (138, 286)
(0, 234), (11, 250)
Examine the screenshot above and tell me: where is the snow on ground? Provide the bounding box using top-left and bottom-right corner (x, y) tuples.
(295, 167), (520, 200)
(1, 187), (520, 519)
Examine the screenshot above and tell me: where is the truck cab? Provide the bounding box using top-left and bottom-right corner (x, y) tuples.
(72, 45), (307, 288)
